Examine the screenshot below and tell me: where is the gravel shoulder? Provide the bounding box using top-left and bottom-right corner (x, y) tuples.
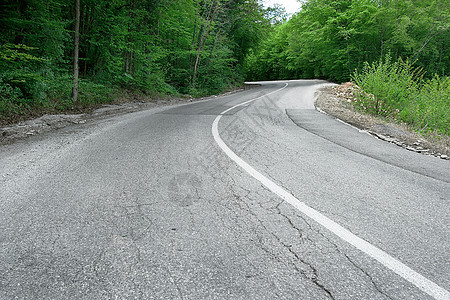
(315, 84), (449, 159)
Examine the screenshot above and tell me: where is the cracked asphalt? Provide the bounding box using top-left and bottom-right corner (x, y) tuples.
(0, 80), (448, 299)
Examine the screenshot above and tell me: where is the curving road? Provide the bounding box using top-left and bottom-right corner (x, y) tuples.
(1, 80), (449, 299)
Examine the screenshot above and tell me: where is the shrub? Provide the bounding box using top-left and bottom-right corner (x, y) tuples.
(77, 80), (117, 107)
(406, 76), (449, 135)
(0, 73), (28, 117)
(45, 74), (73, 110)
(352, 56), (449, 135)
(352, 55), (423, 117)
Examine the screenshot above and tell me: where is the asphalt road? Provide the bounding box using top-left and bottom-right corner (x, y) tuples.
(0, 80), (449, 299)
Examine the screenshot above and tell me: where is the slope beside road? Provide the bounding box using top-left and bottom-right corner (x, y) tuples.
(0, 80), (448, 299)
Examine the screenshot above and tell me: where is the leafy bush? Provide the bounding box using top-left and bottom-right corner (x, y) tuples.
(352, 55), (423, 116)
(45, 74), (73, 110)
(0, 72), (29, 117)
(352, 56), (449, 135)
(0, 71), (120, 117)
(77, 80), (118, 107)
(406, 76), (449, 135)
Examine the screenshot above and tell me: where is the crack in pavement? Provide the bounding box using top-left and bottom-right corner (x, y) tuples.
(275, 191), (393, 299)
(164, 266), (185, 300)
(231, 138), (396, 299)
(229, 170), (393, 299)
(230, 188), (334, 299)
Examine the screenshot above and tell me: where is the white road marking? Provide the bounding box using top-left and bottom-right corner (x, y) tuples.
(316, 106), (371, 135)
(211, 83), (450, 300)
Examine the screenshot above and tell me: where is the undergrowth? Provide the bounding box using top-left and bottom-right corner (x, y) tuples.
(352, 56), (449, 136)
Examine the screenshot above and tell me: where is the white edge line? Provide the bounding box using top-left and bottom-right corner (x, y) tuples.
(211, 83), (450, 300)
(315, 106), (371, 135)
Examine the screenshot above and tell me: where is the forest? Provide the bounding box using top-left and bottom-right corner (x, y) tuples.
(0, 0), (449, 134)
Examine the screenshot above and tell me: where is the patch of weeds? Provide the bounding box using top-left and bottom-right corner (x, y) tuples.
(352, 55), (449, 136)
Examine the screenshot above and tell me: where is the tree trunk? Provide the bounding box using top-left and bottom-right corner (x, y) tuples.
(189, 21), (198, 81)
(72, 0), (80, 102)
(192, 1), (219, 86)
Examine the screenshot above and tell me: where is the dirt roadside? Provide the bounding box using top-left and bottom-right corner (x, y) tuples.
(0, 100), (172, 145)
(315, 83), (449, 159)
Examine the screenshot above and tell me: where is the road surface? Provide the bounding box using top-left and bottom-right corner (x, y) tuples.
(1, 80), (449, 299)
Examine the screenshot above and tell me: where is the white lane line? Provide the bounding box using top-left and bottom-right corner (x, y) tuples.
(211, 83), (450, 300)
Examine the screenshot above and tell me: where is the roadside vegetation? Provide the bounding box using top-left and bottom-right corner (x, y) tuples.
(352, 56), (449, 136)
(245, 0), (449, 138)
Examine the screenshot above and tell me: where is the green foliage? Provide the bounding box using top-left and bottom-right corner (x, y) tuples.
(0, 44), (46, 63)
(245, 0), (450, 82)
(352, 55), (423, 116)
(352, 57), (449, 135)
(44, 74), (74, 110)
(77, 80), (117, 107)
(244, 22), (293, 80)
(411, 76), (450, 135)
(0, 73), (24, 117)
